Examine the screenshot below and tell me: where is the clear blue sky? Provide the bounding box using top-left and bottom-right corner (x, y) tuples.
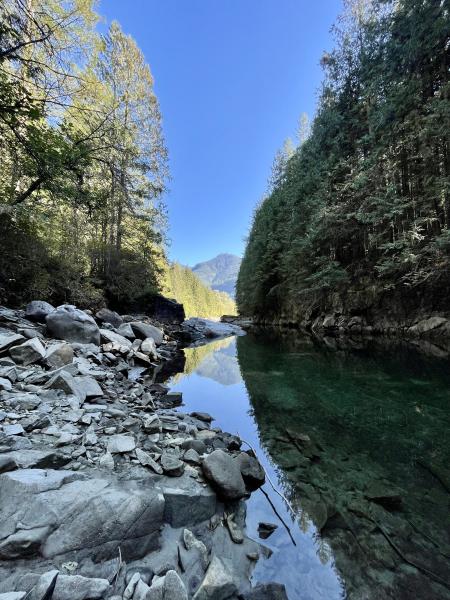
(98, 0), (343, 266)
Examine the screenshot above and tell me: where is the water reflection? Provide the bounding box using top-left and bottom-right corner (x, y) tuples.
(169, 330), (450, 600)
(169, 335), (345, 600)
(172, 336), (241, 385)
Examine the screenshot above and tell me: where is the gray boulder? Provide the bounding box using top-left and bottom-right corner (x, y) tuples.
(202, 450), (246, 501)
(22, 414), (52, 432)
(179, 528), (209, 594)
(140, 337), (158, 359)
(44, 343), (73, 369)
(98, 452), (115, 470)
(161, 453), (185, 477)
(26, 570), (110, 600)
(46, 305), (100, 345)
(26, 569), (111, 600)
(95, 308), (123, 328)
(0, 434), (32, 452)
(164, 570), (188, 600)
(162, 473), (216, 527)
(75, 376), (103, 400)
(236, 453), (265, 491)
(190, 412), (214, 423)
(183, 448), (201, 465)
(135, 448), (163, 474)
(0, 449), (69, 470)
(130, 322), (164, 345)
(0, 377), (12, 392)
(117, 323), (135, 339)
(0, 469), (164, 561)
(9, 338), (46, 366)
(193, 556), (236, 600)
(99, 329), (131, 348)
(0, 455), (17, 473)
(25, 301), (55, 323)
(0, 334), (26, 354)
(142, 415), (162, 434)
(107, 434), (136, 454)
(2, 425), (24, 436)
(46, 371), (86, 403)
(181, 439), (207, 455)
(182, 318), (244, 341)
(146, 570), (188, 600)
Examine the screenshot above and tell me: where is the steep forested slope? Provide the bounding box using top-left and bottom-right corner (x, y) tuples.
(237, 0), (449, 330)
(166, 263), (236, 318)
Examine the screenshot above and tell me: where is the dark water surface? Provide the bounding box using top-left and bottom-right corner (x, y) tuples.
(169, 330), (450, 600)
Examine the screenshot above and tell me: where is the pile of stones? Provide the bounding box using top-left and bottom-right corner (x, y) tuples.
(0, 302), (287, 600)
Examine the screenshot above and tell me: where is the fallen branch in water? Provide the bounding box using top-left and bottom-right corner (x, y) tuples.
(238, 434), (296, 515)
(260, 486), (297, 546)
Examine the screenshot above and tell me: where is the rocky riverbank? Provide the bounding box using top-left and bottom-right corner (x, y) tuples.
(240, 311), (450, 359)
(0, 302), (287, 600)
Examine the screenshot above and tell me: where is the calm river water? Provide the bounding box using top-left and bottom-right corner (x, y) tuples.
(168, 329), (450, 600)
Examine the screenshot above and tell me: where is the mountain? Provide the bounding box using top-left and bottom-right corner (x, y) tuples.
(192, 254), (241, 299)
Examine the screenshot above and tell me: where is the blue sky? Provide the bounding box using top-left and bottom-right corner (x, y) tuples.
(98, 0), (343, 266)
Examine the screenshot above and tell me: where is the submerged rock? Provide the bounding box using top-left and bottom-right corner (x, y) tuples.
(257, 522), (278, 540)
(243, 583), (289, 599)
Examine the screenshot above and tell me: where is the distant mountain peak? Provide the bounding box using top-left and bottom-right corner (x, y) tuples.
(192, 253), (241, 299)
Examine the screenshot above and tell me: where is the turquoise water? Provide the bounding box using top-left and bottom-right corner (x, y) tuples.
(169, 330), (450, 600)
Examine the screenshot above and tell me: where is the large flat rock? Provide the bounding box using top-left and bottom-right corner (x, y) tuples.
(0, 469), (164, 562)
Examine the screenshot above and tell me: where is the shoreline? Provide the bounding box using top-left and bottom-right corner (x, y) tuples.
(0, 304), (286, 600)
(224, 314), (450, 358)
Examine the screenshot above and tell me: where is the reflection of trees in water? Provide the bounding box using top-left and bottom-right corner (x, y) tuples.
(172, 336), (241, 385)
(236, 331), (450, 600)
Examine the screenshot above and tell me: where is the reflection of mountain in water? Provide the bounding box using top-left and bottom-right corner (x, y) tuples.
(173, 336), (241, 385)
(236, 331), (450, 600)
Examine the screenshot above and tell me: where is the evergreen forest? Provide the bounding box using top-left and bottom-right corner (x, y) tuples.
(237, 0), (449, 326)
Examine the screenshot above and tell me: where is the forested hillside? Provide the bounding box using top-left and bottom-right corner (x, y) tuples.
(237, 0), (449, 329)
(165, 263), (236, 319)
(0, 1), (168, 311)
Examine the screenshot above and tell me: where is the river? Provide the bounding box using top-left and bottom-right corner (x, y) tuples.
(168, 329), (450, 600)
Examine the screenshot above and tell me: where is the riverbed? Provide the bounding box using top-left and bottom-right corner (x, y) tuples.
(169, 329), (450, 600)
